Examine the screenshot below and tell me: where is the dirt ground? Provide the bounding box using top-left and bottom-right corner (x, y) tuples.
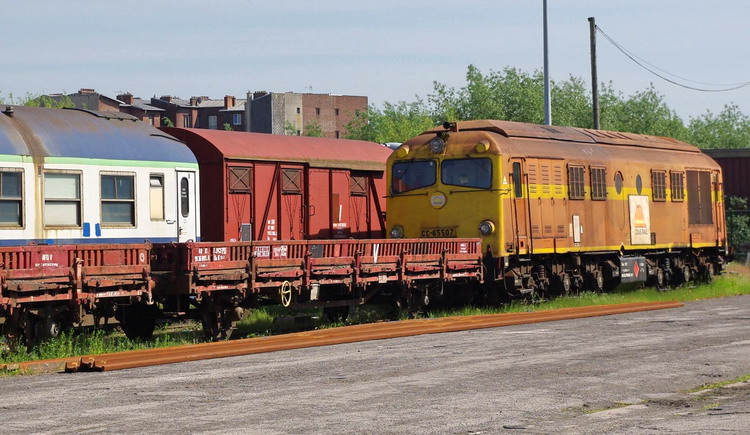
(1, 295), (749, 434)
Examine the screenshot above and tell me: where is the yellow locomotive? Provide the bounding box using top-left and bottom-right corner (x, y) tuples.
(386, 120), (726, 295)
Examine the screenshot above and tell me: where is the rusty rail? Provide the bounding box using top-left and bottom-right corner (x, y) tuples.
(2, 301), (683, 374)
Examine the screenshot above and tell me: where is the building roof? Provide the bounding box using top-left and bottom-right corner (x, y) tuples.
(162, 127), (391, 171)
(0, 106), (196, 164)
(128, 98), (165, 112)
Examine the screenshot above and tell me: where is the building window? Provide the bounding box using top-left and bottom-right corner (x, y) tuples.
(335, 131), (340, 139)
(296, 130), (301, 136)
(335, 108), (340, 116)
(652, 170), (667, 201)
(567, 165), (585, 200)
(101, 174), (135, 226)
(149, 115), (155, 125)
(0, 170), (22, 227)
(44, 172), (81, 227)
(590, 167), (607, 200)
(296, 107), (300, 114)
(315, 107), (320, 115)
(670, 171), (685, 202)
(233, 113), (241, 125)
(208, 115), (218, 130)
(228, 167), (253, 193)
(150, 175), (164, 221)
(282, 169), (302, 194)
(183, 115), (191, 128)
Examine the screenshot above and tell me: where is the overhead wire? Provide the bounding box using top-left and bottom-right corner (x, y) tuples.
(596, 26), (750, 92)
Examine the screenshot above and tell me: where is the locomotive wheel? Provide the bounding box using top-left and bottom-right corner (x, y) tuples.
(200, 297), (234, 341)
(34, 317), (61, 342)
(704, 263), (715, 283)
(655, 267), (667, 291)
(559, 273), (572, 296)
(681, 266), (692, 284)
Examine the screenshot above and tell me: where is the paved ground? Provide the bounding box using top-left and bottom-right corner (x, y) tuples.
(2, 295), (750, 434)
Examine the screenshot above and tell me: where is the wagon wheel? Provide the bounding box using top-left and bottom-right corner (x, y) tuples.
(34, 317), (61, 342)
(559, 272), (572, 296)
(681, 266), (692, 285)
(200, 296), (234, 341)
(120, 304), (156, 341)
(703, 263), (715, 283)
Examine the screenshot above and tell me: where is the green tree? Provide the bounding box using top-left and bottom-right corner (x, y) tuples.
(688, 104), (750, 149)
(223, 123), (233, 131)
(283, 120), (299, 135)
(0, 92), (74, 108)
(599, 84), (689, 140)
(161, 117), (174, 127)
(726, 196), (750, 252)
(303, 119), (324, 137)
(345, 100), (435, 143)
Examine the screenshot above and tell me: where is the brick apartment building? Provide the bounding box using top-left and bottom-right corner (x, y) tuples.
(46, 89), (164, 126)
(245, 91), (367, 138)
(149, 95), (247, 131)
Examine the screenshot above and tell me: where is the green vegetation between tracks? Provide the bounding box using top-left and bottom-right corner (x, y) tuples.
(3, 263), (750, 369)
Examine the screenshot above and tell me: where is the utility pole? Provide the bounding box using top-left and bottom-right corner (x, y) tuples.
(543, 0), (551, 125)
(588, 17), (600, 129)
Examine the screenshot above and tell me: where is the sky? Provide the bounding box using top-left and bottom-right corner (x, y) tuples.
(1, 0), (748, 121)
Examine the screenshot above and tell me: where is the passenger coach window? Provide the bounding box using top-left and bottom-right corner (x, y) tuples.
(101, 174), (135, 226)
(0, 170), (22, 226)
(441, 158), (491, 189)
(391, 160), (436, 194)
(150, 175), (165, 221)
(44, 172), (81, 227)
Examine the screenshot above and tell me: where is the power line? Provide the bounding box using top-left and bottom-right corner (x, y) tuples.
(596, 26), (750, 92)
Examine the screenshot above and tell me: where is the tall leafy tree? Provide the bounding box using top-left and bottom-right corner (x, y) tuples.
(345, 100), (435, 143)
(688, 104), (750, 149)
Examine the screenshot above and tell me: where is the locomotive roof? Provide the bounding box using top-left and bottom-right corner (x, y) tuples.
(427, 120), (700, 153)
(162, 128), (392, 172)
(0, 105), (197, 164)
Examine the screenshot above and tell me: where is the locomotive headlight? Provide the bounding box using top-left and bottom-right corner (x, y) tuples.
(390, 225), (404, 239)
(478, 220), (495, 236)
(429, 137), (445, 154)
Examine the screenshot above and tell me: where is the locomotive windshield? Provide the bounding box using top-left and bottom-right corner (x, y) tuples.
(391, 160), (436, 194)
(441, 158), (492, 189)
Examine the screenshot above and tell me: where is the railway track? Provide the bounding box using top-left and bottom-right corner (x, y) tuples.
(2, 301), (683, 374)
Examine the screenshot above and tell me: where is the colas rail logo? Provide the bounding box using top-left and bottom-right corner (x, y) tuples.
(633, 205), (649, 236)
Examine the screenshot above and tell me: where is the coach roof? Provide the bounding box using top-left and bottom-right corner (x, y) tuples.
(0, 105), (197, 164)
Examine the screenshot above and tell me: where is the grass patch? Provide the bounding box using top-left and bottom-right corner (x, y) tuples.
(428, 262), (750, 319)
(686, 373), (750, 393)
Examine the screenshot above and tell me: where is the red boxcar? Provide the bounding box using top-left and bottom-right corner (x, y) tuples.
(162, 128), (391, 242)
(703, 149), (750, 201)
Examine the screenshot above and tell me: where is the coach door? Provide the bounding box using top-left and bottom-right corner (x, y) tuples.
(176, 170), (198, 242)
(510, 159), (529, 255)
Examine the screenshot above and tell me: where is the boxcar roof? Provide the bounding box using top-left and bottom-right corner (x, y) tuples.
(427, 120), (700, 153)
(163, 128), (392, 171)
(0, 105), (197, 164)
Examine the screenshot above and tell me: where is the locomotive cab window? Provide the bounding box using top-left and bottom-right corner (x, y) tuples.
(652, 170), (667, 201)
(0, 169), (23, 227)
(567, 165), (585, 200)
(441, 158), (491, 189)
(391, 160), (436, 194)
(590, 167), (607, 200)
(44, 171), (81, 227)
(101, 173), (135, 226)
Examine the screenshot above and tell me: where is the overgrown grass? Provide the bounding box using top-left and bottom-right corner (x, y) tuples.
(3, 263), (750, 368)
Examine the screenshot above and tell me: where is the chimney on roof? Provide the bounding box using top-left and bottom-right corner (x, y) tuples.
(224, 95), (235, 109)
(117, 93), (133, 105)
(160, 95), (173, 103)
(189, 97), (198, 106)
(79, 88), (96, 95)
(253, 91), (268, 100)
